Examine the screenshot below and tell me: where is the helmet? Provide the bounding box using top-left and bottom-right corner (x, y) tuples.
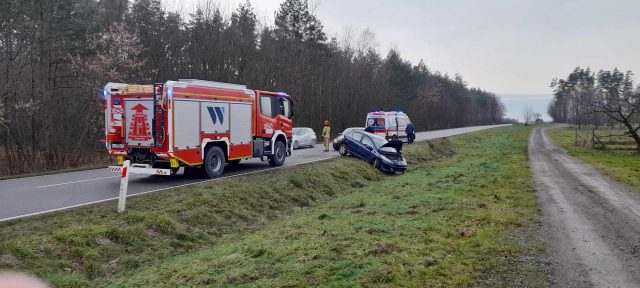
(324, 120), (329, 126)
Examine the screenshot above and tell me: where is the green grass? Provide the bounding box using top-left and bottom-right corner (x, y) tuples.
(548, 128), (640, 189)
(0, 156), (382, 287)
(112, 126), (541, 287)
(0, 126), (541, 287)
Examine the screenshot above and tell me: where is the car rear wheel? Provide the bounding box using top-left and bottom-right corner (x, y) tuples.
(269, 141), (286, 166)
(339, 143), (348, 156)
(202, 146), (225, 178)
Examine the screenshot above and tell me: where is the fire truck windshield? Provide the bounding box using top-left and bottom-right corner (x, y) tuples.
(281, 98), (292, 118)
(261, 95), (293, 118)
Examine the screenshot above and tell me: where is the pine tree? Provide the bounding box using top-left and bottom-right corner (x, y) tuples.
(275, 0), (326, 43)
(98, 0), (128, 27)
(228, 1), (258, 83)
(127, 0), (165, 80)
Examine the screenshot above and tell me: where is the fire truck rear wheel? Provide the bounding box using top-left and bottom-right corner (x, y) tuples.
(269, 141), (286, 167)
(203, 146), (225, 178)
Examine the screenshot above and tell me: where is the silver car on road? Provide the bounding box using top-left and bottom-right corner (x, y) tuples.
(292, 127), (317, 149)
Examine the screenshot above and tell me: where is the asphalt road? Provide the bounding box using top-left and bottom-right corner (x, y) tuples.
(530, 127), (640, 287)
(0, 124), (510, 222)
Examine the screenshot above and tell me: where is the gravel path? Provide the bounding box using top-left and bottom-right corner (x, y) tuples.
(529, 127), (640, 287)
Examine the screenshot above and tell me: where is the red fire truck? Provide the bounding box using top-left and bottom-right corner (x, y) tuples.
(103, 80), (293, 178)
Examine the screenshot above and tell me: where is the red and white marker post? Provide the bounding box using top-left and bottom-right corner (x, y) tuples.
(117, 160), (130, 213)
(108, 160), (172, 213)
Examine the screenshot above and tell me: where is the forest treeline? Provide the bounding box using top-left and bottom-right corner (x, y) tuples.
(0, 0), (505, 175)
(548, 67), (640, 151)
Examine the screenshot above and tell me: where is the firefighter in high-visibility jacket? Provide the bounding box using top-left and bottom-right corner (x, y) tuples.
(322, 120), (331, 152)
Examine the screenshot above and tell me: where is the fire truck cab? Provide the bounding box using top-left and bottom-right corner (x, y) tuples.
(103, 80), (293, 178)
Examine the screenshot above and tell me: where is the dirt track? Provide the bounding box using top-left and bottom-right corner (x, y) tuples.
(529, 127), (640, 287)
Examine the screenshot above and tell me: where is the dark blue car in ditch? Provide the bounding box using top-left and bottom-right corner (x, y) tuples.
(338, 131), (407, 174)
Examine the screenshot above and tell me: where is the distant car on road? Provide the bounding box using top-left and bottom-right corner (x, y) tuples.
(292, 127), (317, 149)
(333, 127), (364, 150)
(339, 131), (407, 174)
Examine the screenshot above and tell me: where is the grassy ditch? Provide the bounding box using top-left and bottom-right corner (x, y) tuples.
(0, 158), (384, 287)
(548, 127), (640, 189)
(1, 126), (540, 287)
(112, 126), (541, 287)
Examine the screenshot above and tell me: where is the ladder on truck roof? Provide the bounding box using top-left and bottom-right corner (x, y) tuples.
(104, 83), (154, 94)
(178, 79), (248, 92)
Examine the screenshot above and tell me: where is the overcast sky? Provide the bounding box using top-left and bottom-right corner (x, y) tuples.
(164, 0), (640, 120)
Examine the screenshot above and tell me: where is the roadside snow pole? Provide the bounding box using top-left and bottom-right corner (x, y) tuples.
(117, 160), (130, 213)
(108, 161), (171, 213)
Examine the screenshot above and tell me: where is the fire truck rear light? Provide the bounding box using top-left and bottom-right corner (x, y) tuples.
(169, 158), (179, 168)
(107, 133), (123, 142)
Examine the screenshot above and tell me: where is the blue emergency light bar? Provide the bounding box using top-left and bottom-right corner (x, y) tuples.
(167, 87), (174, 98)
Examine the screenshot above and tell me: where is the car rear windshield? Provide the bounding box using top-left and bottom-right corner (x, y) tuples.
(343, 128), (358, 135)
(293, 128), (305, 136)
(371, 136), (387, 148)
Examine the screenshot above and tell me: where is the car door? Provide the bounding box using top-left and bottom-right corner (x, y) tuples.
(360, 135), (376, 162)
(397, 117), (408, 138)
(306, 128), (316, 146)
(349, 132), (364, 158)
(292, 129), (301, 148)
(298, 129), (308, 146)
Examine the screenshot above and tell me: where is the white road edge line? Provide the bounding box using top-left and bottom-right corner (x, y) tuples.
(0, 157), (338, 223)
(1, 124), (511, 223)
(37, 176), (119, 188)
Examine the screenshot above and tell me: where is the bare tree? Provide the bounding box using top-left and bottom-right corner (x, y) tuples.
(548, 67), (640, 152)
(588, 71), (640, 152)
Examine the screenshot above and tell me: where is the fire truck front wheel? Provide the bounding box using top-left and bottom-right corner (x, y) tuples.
(203, 146), (226, 178)
(269, 141), (286, 167)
